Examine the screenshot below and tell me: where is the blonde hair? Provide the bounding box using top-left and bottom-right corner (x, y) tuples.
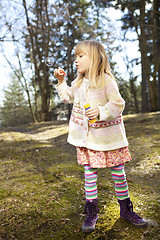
(75, 40), (114, 88)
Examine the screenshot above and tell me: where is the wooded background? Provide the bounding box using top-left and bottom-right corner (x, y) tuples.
(0, 0), (160, 126)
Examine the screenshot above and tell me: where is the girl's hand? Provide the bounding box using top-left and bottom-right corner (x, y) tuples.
(85, 107), (99, 119)
(54, 67), (66, 84)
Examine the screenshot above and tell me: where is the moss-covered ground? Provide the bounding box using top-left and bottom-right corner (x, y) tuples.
(0, 113), (160, 240)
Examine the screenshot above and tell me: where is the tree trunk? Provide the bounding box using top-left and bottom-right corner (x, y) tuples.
(130, 77), (139, 113)
(151, 0), (159, 111)
(139, 0), (152, 112)
(23, 0), (52, 121)
(130, 0), (149, 112)
(130, 0), (159, 112)
(154, 0), (160, 110)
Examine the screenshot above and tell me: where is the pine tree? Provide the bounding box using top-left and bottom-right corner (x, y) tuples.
(1, 78), (32, 127)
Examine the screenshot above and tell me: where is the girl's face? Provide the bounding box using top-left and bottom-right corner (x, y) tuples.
(75, 52), (91, 79)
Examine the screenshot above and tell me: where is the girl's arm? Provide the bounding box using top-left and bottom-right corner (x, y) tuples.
(54, 68), (74, 104)
(97, 75), (125, 121)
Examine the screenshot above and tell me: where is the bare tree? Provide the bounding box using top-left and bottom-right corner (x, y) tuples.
(0, 1), (37, 122)
(22, 0), (53, 121)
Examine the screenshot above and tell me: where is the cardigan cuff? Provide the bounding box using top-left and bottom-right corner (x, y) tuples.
(55, 81), (67, 93)
(97, 105), (114, 121)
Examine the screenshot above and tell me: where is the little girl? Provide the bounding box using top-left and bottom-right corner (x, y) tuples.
(54, 40), (148, 233)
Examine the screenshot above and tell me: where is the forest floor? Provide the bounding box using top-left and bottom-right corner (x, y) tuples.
(0, 112), (160, 240)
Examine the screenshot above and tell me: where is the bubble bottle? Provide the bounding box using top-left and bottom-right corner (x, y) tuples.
(84, 104), (96, 123)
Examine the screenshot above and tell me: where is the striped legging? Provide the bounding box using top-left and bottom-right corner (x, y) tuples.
(84, 164), (129, 201)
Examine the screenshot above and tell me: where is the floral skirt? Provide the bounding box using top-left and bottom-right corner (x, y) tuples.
(77, 146), (132, 168)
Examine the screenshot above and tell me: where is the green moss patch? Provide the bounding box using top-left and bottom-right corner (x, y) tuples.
(0, 113), (160, 239)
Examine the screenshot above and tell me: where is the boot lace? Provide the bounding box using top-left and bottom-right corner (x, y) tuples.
(128, 201), (143, 220)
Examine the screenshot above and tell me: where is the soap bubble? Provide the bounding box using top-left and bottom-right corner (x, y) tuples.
(45, 57), (54, 67)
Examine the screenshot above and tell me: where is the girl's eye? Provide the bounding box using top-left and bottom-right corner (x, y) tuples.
(80, 55), (84, 58)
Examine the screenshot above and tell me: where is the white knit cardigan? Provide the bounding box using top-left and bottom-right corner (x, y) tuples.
(55, 75), (128, 151)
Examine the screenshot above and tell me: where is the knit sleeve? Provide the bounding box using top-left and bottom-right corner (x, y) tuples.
(97, 75), (125, 121)
(55, 79), (76, 104)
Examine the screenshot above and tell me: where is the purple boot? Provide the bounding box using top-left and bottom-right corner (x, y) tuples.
(82, 199), (99, 233)
(118, 198), (148, 227)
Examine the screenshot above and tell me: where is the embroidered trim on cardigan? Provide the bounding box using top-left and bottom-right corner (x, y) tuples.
(71, 114), (84, 125)
(72, 105), (84, 114)
(70, 104), (84, 125)
(89, 116), (122, 128)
